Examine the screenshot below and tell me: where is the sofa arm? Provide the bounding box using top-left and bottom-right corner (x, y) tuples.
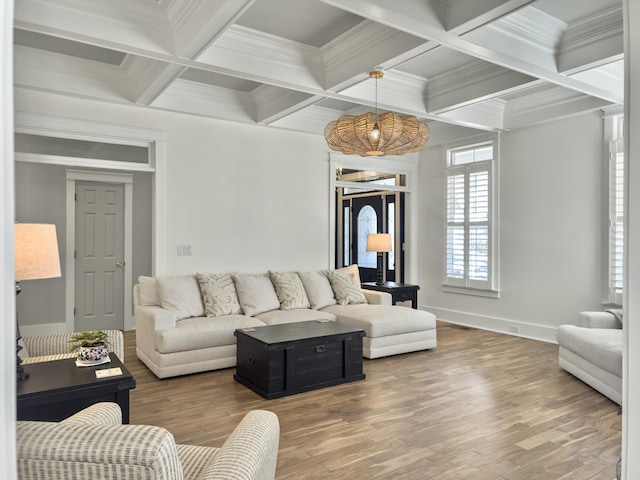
(362, 290), (392, 305)
(61, 402), (123, 426)
(17, 422), (183, 480)
(199, 410), (280, 480)
(135, 304), (178, 331)
(578, 311), (622, 329)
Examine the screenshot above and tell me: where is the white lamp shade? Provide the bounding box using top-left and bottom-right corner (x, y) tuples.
(366, 233), (392, 253)
(15, 224), (62, 281)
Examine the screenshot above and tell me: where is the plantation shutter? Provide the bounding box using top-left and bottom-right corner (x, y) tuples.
(609, 139), (624, 305)
(445, 161), (491, 289)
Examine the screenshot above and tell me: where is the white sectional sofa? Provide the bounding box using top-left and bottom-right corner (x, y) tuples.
(134, 265), (437, 378)
(557, 310), (623, 405)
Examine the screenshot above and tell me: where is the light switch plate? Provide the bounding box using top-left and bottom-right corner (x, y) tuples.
(177, 244), (192, 256)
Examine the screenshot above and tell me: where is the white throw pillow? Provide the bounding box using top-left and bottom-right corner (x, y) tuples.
(137, 276), (160, 306)
(325, 270), (367, 306)
(233, 273), (280, 317)
(156, 275), (204, 320)
(269, 271), (310, 310)
(197, 272), (243, 317)
(298, 270), (337, 310)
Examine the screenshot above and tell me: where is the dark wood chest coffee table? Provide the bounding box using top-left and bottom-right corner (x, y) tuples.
(234, 321), (365, 399)
(17, 353), (136, 423)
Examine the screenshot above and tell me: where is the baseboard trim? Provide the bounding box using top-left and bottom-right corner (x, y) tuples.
(422, 305), (558, 344)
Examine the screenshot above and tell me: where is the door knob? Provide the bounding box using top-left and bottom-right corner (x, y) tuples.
(116, 261), (125, 268)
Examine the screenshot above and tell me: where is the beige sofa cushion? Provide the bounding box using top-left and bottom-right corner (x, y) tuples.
(255, 309), (336, 326)
(323, 304), (436, 338)
(197, 272), (243, 317)
(233, 273), (280, 316)
(157, 275), (204, 320)
(269, 271), (310, 310)
(298, 270), (337, 310)
(155, 315), (264, 353)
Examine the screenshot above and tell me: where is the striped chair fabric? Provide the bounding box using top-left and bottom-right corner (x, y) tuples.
(16, 403), (280, 480)
(21, 329), (125, 364)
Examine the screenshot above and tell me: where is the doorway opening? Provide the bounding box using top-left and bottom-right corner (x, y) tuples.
(334, 166), (409, 283)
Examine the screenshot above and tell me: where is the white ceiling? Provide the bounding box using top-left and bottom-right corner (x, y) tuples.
(12, 0), (623, 142)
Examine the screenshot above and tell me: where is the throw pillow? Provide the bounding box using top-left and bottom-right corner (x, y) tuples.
(298, 270), (337, 310)
(197, 272), (243, 317)
(233, 273), (280, 316)
(325, 270), (367, 306)
(156, 275), (205, 320)
(269, 271), (310, 310)
(137, 275), (160, 306)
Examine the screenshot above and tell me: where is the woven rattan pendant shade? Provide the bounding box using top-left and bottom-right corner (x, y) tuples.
(324, 70), (429, 157)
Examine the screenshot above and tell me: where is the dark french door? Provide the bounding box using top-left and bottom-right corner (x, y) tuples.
(338, 192), (404, 283)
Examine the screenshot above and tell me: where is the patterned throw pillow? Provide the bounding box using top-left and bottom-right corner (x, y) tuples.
(325, 270), (367, 306)
(269, 271), (310, 310)
(197, 273), (243, 317)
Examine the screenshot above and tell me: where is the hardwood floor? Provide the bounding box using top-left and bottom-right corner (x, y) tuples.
(123, 322), (621, 479)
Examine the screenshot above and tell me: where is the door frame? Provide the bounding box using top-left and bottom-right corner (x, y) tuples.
(329, 153), (418, 283)
(66, 170), (133, 331)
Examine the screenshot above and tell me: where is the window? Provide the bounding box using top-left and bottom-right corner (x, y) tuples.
(606, 113), (624, 305)
(444, 139), (497, 294)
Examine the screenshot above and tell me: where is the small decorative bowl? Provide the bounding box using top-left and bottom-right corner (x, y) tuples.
(76, 344), (110, 364)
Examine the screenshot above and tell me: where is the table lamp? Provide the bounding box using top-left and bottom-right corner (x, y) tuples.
(366, 233), (392, 285)
(15, 223), (61, 381)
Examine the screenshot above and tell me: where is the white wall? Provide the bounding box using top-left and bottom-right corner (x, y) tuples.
(14, 89), (334, 279)
(419, 112), (606, 342)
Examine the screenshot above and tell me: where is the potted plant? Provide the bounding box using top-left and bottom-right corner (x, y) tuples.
(69, 330), (111, 364)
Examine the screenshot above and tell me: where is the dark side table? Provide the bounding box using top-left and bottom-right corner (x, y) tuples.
(361, 281), (420, 309)
(17, 353), (136, 423)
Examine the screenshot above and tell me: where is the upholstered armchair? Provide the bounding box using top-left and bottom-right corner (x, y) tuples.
(20, 329), (124, 364)
(16, 402), (280, 480)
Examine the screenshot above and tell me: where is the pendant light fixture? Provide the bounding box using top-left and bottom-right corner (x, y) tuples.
(324, 69), (429, 157)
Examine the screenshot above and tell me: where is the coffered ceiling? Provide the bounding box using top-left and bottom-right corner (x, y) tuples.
(13, 0), (623, 140)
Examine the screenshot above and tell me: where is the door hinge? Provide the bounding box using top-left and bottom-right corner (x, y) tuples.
(74, 193), (77, 201)
(74, 250), (76, 259)
(73, 308), (76, 316)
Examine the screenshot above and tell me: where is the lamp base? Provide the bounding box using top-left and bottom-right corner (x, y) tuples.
(16, 282), (29, 381)
(376, 253), (384, 285)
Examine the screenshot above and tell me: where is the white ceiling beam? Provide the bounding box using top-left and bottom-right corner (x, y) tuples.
(252, 86), (322, 125)
(170, 0), (255, 59)
(503, 86), (614, 129)
(445, 0), (536, 33)
(427, 60), (537, 113)
(151, 79), (256, 124)
(15, 0), (175, 56)
(437, 99), (506, 131)
(322, 21), (427, 92)
(557, 5), (623, 73)
(319, 0), (623, 104)
(126, 59), (186, 105)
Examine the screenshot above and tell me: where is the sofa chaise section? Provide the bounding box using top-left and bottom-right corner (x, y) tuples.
(557, 310), (622, 405)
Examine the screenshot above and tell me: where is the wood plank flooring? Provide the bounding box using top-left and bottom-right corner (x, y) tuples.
(123, 322), (621, 479)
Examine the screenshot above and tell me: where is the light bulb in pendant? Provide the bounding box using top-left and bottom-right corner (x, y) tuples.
(370, 122), (380, 141)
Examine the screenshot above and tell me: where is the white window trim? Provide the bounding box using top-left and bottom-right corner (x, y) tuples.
(442, 133), (500, 297)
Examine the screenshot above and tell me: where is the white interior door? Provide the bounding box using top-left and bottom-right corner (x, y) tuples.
(75, 181), (125, 331)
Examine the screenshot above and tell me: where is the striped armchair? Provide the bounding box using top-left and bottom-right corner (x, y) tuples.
(17, 403), (280, 480)
(20, 329), (124, 364)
